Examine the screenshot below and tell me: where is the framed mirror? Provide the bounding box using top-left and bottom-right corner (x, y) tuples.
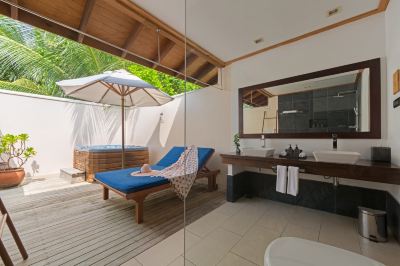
(239, 58), (381, 139)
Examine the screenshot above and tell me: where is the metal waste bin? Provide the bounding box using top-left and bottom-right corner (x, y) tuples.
(358, 207), (387, 242)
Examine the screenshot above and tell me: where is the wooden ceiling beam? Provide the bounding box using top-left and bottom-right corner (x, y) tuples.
(10, 0), (17, 19)
(153, 40), (175, 69)
(121, 22), (144, 58)
(243, 90), (270, 102)
(193, 63), (215, 82)
(201, 67), (217, 84)
(251, 93), (268, 102)
(257, 89), (274, 98)
(243, 94), (268, 106)
(176, 52), (197, 74)
(77, 0), (96, 43)
(115, 0), (225, 68)
(207, 75), (218, 85)
(378, 0), (390, 11)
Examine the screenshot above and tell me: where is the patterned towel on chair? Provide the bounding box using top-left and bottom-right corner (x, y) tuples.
(131, 146), (199, 200)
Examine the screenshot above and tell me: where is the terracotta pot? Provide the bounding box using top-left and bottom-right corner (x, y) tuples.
(0, 168), (25, 188)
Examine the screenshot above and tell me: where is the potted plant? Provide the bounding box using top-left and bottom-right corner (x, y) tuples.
(233, 133), (241, 155)
(0, 133), (36, 188)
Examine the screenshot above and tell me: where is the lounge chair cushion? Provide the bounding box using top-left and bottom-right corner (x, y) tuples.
(95, 146), (215, 194)
(156, 146), (214, 169)
(95, 165), (169, 194)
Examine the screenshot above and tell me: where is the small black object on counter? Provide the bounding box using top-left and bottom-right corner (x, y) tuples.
(371, 147), (391, 163)
(279, 145), (307, 160)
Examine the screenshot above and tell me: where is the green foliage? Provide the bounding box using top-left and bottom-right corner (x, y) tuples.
(233, 133), (240, 147)
(127, 65), (200, 95)
(0, 133), (36, 169)
(0, 15), (200, 97)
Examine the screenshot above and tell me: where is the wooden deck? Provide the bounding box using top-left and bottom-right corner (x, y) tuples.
(0, 181), (225, 265)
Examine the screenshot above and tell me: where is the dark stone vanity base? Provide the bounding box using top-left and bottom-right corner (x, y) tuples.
(227, 171), (400, 243)
(387, 193), (400, 242)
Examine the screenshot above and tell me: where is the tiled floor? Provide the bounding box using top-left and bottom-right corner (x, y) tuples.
(124, 197), (400, 266)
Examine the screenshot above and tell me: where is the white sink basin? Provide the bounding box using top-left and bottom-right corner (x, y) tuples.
(242, 147), (275, 157)
(313, 150), (361, 164)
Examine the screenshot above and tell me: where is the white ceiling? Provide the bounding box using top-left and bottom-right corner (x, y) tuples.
(131, 0), (380, 62)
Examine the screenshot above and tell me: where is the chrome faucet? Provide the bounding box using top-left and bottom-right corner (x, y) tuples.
(261, 134), (266, 148)
(332, 133), (338, 150)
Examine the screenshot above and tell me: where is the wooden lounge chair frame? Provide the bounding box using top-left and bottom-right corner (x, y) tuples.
(95, 163), (219, 224)
(0, 198), (28, 266)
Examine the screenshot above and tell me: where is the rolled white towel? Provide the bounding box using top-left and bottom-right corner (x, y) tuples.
(276, 165), (287, 194)
(287, 166), (299, 196)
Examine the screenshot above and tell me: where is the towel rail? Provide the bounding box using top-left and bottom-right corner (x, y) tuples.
(271, 165), (306, 174)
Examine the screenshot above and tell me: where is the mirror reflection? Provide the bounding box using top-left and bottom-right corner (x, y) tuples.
(243, 69), (370, 134)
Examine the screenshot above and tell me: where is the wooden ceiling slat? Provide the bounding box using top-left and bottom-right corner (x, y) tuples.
(193, 63), (215, 82)
(17, 9), (78, 39)
(121, 22), (144, 58)
(115, 0), (225, 68)
(162, 45), (184, 70)
(77, 0), (96, 43)
(186, 57), (207, 77)
(201, 67), (218, 84)
(257, 89), (274, 98)
(18, 0), (85, 29)
(85, 0), (135, 47)
(243, 90), (269, 107)
(127, 26), (159, 60)
(176, 52), (197, 75)
(10, 0), (17, 19)
(207, 75), (218, 85)
(251, 93), (268, 102)
(153, 40), (175, 69)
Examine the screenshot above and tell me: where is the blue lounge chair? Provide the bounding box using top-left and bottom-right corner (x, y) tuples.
(94, 147), (219, 223)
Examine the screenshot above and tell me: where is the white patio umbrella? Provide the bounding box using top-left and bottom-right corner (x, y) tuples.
(56, 69), (173, 168)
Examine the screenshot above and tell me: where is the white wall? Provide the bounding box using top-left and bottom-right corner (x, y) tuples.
(224, 13), (400, 195)
(385, 0), (400, 200)
(125, 87), (232, 190)
(0, 90), (124, 175)
(0, 87), (231, 189)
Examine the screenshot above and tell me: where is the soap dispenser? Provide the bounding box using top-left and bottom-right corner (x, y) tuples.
(294, 145), (300, 159)
(287, 145), (294, 159)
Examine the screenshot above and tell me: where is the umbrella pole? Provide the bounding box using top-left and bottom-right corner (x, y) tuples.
(121, 95), (125, 168)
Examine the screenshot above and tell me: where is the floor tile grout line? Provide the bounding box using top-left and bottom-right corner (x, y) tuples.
(229, 250), (260, 266)
(316, 221), (322, 242)
(185, 256), (197, 266)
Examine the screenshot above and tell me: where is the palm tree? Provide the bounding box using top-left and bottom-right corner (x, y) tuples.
(0, 15), (199, 97)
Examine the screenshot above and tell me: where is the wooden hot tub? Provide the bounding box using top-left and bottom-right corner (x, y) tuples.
(73, 145), (149, 182)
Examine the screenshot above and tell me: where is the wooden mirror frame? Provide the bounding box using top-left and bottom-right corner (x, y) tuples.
(239, 58), (381, 139)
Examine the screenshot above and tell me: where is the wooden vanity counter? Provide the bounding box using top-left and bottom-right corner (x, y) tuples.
(220, 153), (400, 185)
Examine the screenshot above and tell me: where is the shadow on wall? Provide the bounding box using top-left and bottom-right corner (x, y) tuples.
(124, 97), (183, 163)
(67, 103), (121, 146)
